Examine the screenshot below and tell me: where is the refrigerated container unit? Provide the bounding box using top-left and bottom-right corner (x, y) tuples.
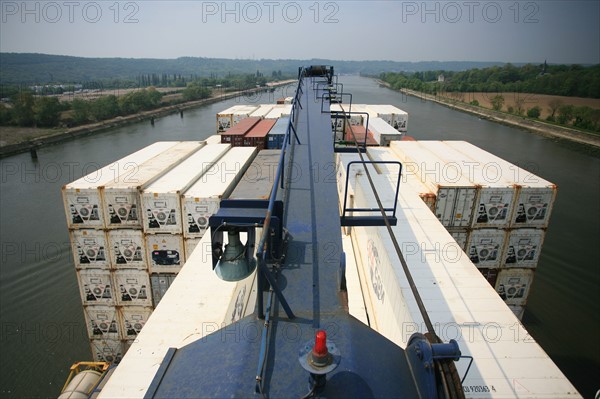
(113, 269), (152, 307)
(249, 104), (275, 119)
(390, 141), (478, 228)
(508, 305), (525, 320)
(495, 268), (535, 306)
(503, 228), (545, 268)
(419, 141), (518, 229)
(118, 306), (153, 338)
(444, 141), (557, 229)
(366, 117), (404, 146)
(367, 147), (437, 213)
(182, 147), (257, 238)
(107, 230), (147, 270)
(465, 228), (507, 269)
(141, 144), (231, 234)
(330, 103), (366, 140)
(229, 150), (281, 200)
(216, 105), (258, 132)
(150, 273), (177, 306)
(70, 229), (109, 270)
(102, 141), (205, 229)
(243, 119), (276, 149)
(146, 233), (185, 274)
(266, 117), (289, 149)
(84, 305), (120, 340)
(264, 104), (292, 119)
(62, 142), (179, 229)
(220, 117), (261, 147)
(366, 104), (408, 132)
(90, 338), (124, 364)
(78, 269), (114, 306)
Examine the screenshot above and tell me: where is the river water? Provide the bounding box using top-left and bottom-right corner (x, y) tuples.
(0, 77), (597, 398)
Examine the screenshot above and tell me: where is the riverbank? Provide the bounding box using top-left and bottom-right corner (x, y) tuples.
(0, 80), (295, 158)
(376, 81), (600, 149)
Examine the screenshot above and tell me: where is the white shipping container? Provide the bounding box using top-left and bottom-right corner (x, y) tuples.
(63, 142), (178, 229)
(444, 141), (557, 228)
(508, 304), (526, 320)
(150, 273), (177, 306)
(78, 269), (114, 305)
(205, 135), (223, 145)
(466, 228), (507, 269)
(264, 104), (292, 119)
(418, 141), (517, 229)
(366, 117), (403, 146)
(90, 338), (124, 364)
(366, 147), (437, 213)
(366, 104), (408, 132)
(249, 104), (275, 118)
(495, 268), (535, 306)
(70, 229), (109, 270)
(107, 230), (147, 270)
(182, 147), (257, 238)
(84, 305), (120, 340)
(217, 105), (259, 132)
(504, 228), (545, 268)
(118, 306), (153, 338)
(146, 234), (185, 274)
(391, 142), (478, 227)
(113, 269), (152, 307)
(141, 144), (231, 234)
(102, 141), (205, 228)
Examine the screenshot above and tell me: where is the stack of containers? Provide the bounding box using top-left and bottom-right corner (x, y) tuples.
(220, 117), (261, 146)
(266, 117), (289, 149)
(140, 142), (231, 309)
(443, 141), (556, 318)
(228, 150), (281, 200)
(344, 124), (378, 146)
(65, 141), (205, 363)
(330, 103), (367, 141)
(243, 119), (276, 150)
(380, 141), (555, 318)
(365, 104), (409, 132)
(216, 105), (258, 132)
(182, 147), (258, 260)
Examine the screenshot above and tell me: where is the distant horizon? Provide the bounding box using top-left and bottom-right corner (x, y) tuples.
(2, 51), (595, 67)
(1, 2), (597, 64)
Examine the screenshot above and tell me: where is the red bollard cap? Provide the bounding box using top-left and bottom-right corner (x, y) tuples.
(313, 330), (328, 358)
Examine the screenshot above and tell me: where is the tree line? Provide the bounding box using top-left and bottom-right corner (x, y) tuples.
(0, 72), (282, 129)
(381, 63), (600, 133)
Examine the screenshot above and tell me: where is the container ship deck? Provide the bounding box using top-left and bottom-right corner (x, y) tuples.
(59, 66), (580, 398)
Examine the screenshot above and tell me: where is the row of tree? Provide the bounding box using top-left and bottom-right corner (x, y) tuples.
(381, 63), (600, 99)
(0, 72), (284, 129)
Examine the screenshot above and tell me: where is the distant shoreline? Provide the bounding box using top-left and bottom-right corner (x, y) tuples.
(0, 80), (295, 158)
(376, 80), (600, 149)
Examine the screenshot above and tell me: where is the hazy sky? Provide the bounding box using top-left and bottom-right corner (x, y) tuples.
(1, 0), (598, 64)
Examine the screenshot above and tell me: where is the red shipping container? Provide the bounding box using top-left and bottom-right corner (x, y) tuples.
(221, 117), (261, 146)
(244, 119), (276, 150)
(344, 124), (378, 146)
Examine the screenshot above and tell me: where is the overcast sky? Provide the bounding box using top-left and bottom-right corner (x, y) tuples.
(1, 0), (598, 64)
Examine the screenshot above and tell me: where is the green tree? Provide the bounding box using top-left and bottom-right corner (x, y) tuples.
(0, 103), (12, 124)
(33, 96), (62, 127)
(527, 106), (541, 119)
(12, 91), (35, 126)
(556, 104), (574, 125)
(91, 95), (120, 120)
(548, 99), (562, 119)
(71, 99), (90, 124)
(490, 95), (504, 111)
(182, 83), (211, 101)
